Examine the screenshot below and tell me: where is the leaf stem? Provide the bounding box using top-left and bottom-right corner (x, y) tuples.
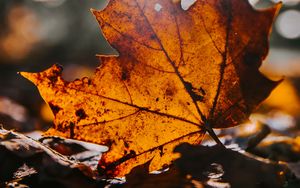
(203, 122), (225, 148)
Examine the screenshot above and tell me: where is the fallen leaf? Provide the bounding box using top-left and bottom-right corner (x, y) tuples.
(40, 136), (107, 170)
(118, 143), (288, 188)
(249, 136), (300, 162)
(117, 162), (193, 188)
(0, 128), (99, 188)
(21, 0), (281, 176)
(173, 143), (287, 188)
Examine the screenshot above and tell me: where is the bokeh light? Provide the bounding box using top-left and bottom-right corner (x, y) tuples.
(181, 0), (196, 10)
(0, 6), (41, 61)
(271, 0), (300, 6)
(34, 0), (67, 8)
(249, 0), (260, 6)
(276, 10), (300, 39)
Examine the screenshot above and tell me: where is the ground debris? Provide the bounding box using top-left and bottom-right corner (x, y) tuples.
(0, 128), (105, 188)
(117, 143), (289, 188)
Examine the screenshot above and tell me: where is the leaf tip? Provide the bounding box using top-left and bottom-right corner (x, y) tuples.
(263, 1), (282, 22)
(269, 2), (282, 20)
(19, 64), (63, 86)
(19, 71), (39, 85)
(90, 8), (97, 14)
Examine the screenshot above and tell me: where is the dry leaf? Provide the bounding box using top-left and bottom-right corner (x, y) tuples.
(0, 128), (98, 188)
(249, 136), (300, 162)
(173, 143), (287, 188)
(21, 0), (281, 176)
(119, 162), (192, 188)
(118, 143), (288, 188)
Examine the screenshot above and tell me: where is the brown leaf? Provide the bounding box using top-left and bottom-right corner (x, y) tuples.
(249, 136), (300, 162)
(20, 0), (281, 176)
(0, 128), (99, 188)
(119, 144), (288, 188)
(119, 162), (192, 188)
(173, 143), (287, 188)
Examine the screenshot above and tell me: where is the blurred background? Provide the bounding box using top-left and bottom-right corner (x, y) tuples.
(0, 0), (299, 134)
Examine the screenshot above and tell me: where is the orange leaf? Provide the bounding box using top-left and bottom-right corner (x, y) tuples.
(20, 0), (281, 177)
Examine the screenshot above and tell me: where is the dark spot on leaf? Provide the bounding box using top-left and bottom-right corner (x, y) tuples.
(124, 141), (129, 148)
(75, 109), (87, 120)
(159, 145), (164, 157)
(184, 82), (205, 102)
(193, 94), (204, 102)
(199, 87), (206, 95)
(69, 122), (75, 139)
(121, 69), (129, 80)
(165, 88), (174, 96)
(104, 139), (114, 147)
(49, 103), (62, 116)
(48, 75), (58, 83)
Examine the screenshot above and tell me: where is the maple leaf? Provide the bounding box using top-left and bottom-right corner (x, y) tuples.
(20, 0), (281, 177)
